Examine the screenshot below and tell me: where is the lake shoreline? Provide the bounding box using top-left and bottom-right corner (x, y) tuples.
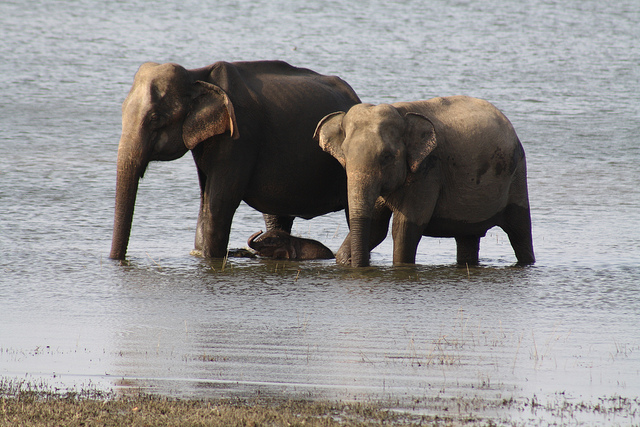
(2, 378), (637, 426)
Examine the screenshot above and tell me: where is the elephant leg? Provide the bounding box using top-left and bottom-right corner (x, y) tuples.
(335, 235), (352, 265)
(199, 199), (239, 258)
(391, 213), (423, 264)
(194, 167), (208, 252)
(199, 178), (245, 259)
(195, 200), (205, 252)
(502, 204), (535, 265)
(336, 202), (392, 265)
(336, 210), (353, 265)
(455, 236), (480, 266)
(263, 214), (294, 233)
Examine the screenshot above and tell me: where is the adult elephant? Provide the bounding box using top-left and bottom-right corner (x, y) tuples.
(314, 96), (535, 267)
(110, 60), (360, 260)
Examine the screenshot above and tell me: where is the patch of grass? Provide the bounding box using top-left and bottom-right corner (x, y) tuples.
(0, 380), (445, 426)
(3, 379), (637, 426)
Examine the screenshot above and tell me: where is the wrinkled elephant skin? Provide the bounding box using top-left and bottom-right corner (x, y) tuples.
(315, 96), (535, 267)
(110, 60), (360, 260)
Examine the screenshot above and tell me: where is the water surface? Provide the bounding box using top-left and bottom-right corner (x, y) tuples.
(1, 0), (639, 424)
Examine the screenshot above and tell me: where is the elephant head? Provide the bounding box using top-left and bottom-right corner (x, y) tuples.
(314, 104), (437, 267)
(247, 229), (334, 260)
(248, 229), (293, 259)
(110, 62), (239, 260)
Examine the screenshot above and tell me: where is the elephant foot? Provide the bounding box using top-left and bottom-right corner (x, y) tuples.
(335, 246), (351, 266)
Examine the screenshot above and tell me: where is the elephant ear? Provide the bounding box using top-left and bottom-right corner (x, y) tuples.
(183, 81), (239, 150)
(314, 111), (347, 167)
(403, 113), (437, 174)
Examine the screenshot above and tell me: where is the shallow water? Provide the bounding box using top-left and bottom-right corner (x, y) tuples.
(1, 0), (639, 424)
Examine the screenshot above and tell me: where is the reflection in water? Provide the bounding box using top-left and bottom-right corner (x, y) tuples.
(105, 260), (639, 416)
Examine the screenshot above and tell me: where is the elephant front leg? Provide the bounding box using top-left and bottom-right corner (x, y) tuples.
(391, 213), (423, 265)
(195, 201), (232, 257)
(335, 237), (352, 265)
(194, 199), (206, 252)
(194, 166), (207, 253)
(198, 192), (241, 259)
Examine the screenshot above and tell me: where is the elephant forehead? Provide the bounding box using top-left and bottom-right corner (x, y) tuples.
(135, 63), (189, 97)
(124, 84), (154, 109)
(345, 104), (404, 134)
(343, 135), (388, 160)
(137, 62), (185, 80)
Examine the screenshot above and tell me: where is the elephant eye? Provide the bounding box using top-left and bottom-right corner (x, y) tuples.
(380, 150), (395, 166)
(147, 112), (163, 125)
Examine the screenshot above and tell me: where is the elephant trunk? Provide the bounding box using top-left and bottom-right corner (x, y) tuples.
(349, 214), (372, 267)
(347, 171), (380, 267)
(109, 138), (150, 260)
(247, 230), (264, 250)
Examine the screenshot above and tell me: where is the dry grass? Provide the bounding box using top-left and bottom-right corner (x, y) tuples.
(0, 381), (444, 427)
(2, 379), (638, 426)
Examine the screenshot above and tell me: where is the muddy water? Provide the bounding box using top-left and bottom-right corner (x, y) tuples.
(1, 0), (639, 423)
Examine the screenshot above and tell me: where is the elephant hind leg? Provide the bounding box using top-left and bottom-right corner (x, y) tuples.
(502, 204), (535, 265)
(263, 214), (294, 234)
(455, 236), (480, 266)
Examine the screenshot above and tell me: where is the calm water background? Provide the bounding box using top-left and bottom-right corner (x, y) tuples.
(1, 0), (639, 423)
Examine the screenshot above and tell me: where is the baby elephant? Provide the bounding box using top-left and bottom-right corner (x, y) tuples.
(314, 96), (535, 267)
(248, 230), (334, 260)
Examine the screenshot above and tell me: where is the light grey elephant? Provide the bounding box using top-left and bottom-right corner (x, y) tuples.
(314, 96), (535, 267)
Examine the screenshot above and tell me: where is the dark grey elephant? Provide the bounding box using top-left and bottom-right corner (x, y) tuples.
(110, 60), (360, 260)
(248, 230), (334, 260)
(314, 96), (535, 267)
